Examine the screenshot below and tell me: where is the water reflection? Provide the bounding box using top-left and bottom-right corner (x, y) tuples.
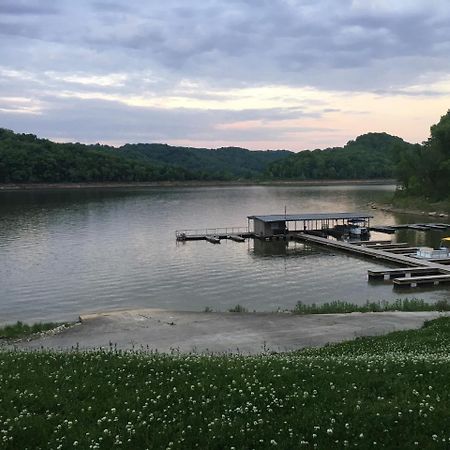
(252, 239), (320, 257)
(396, 229), (448, 249)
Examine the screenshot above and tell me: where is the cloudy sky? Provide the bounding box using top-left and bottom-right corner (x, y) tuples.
(1, 0), (450, 151)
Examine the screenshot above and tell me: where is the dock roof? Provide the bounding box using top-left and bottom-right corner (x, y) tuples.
(247, 212), (373, 223)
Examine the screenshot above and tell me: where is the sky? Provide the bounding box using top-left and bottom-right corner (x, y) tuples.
(0, 0), (450, 151)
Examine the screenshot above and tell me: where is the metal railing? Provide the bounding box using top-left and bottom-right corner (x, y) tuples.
(176, 226), (249, 238)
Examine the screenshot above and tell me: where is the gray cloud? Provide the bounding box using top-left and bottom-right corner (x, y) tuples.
(0, 0), (58, 15)
(0, 0), (449, 147)
(374, 89), (445, 98)
(0, 96), (327, 148)
(1, 0), (450, 90)
(90, 1), (131, 13)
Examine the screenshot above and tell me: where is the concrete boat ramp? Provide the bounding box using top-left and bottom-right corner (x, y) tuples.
(9, 309), (448, 355)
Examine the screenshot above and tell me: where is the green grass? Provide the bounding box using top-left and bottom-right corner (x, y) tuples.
(0, 321), (66, 340)
(2, 318), (450, 448)
(293, 298), (450, 314)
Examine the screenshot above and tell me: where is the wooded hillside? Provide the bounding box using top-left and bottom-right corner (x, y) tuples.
(396, 110), (450, 201)
(265, 133), (410, 180)
(0, 126), (417, 184)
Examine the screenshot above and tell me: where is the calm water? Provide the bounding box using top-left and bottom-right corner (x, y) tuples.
(1, 184), (449, 325)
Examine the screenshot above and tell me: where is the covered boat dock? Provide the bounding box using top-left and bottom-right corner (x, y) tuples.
(247, 212), (373, 238)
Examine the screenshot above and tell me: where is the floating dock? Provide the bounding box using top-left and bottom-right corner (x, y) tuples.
(176, 213), (450, 289)
(359, 242), (411, 249)
(293, 233), (450, 289)
(368, 267), (443, 280)
(382, 247), (419, 254)
(372, 223), (450, 234)
(393, 274), (450, 288)
(350, 239), (392, 246)
(408, 225), (429, 231)
(176, 227), (252, 243)
(422, 258), (450, 264)
(370, 226), (396, 234)
(293, 233), (423, 267)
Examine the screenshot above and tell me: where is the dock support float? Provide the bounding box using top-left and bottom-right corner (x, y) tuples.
(368, 267), (443, 280)
(393, 275), (450, 288)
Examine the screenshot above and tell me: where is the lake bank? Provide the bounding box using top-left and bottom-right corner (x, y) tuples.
(373, 203), (450, 219)
(0, 178), (396, 191)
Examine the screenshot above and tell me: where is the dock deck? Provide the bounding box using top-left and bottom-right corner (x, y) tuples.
(359, 242), (411, 249)
(293, 233), (425, 267)
(293, 233), (450, 289)
(371, 223), (450, 233)
(394, 274), (450, 288)
(368, 267), (443, 280)
(176, 227), (252, 243)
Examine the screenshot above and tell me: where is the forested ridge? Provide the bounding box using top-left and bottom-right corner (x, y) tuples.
(396, 110), (450, 201)
(0, 125), (421, 184)
(0, 129), (233, 183)
(116, 143), (291, 179)
(265, 133), (408, 180)
(0, 128), (291, 183)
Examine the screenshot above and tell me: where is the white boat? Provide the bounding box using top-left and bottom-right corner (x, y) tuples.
(416, 246), (449, 259)
(348, 218), (369, 237)
(349, 226), (362, 236)
(349, 226), (369, 237)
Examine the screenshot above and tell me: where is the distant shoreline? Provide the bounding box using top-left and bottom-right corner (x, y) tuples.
(0, 179), (396, 191)
(374, 203), (450, 218)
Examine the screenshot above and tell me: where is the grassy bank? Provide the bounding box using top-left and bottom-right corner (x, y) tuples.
(293, 298), (450, 314)
(2, 317), (450, 448)
(0, 321), (66, 340)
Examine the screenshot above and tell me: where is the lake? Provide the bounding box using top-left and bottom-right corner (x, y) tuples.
(1, 184), (449, 325)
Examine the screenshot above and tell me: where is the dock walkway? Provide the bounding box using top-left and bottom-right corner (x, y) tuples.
(368, 267), (442, 280)
(294, 233), (450, 288)
(393, 274), (450, 288)
(294, 233), (434, 267)
(176, 227), (252, 242)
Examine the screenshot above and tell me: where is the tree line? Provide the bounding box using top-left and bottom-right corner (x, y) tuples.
(1, 118), (447, 197)
(395, 110), (450, 201)
(116, 143), (291, 179)
(264, 133), (409, 180)
(0, 129), (216, 183)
